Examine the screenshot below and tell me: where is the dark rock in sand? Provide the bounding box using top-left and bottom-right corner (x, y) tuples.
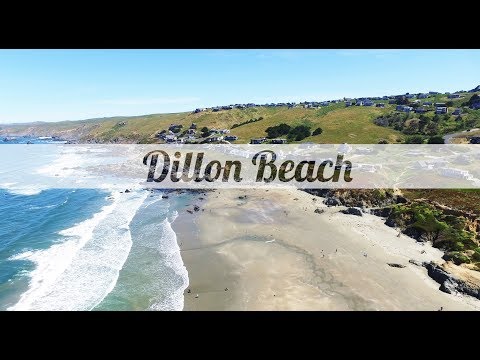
(186, 210), (193, 214)
(238, 195), (247, 200)
(125, 189), (131, 193)
(408, 259), (423, 267)
(314, 208), (325, 214)
(439, 278), (458, 294)
(424, 262), (480, 299)
(370, 207), (393, 218)
(402, 227), (423, 241)
(387, 263), (406, 268)
(193, 205), (200, 212)
(162, 195), (169, 199)
(340, 207), (363, 216)
(199, 197), (204, 201)
(324, 197), (341, 206)
(385, 218), (397, 228)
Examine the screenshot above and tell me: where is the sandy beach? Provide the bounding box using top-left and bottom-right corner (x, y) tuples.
(174, 188), (480, 310)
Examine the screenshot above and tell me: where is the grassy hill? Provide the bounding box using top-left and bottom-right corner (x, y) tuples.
(0, 103), (404, 144)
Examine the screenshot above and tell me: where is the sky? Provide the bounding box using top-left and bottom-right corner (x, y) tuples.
(0, 49), (479, 124)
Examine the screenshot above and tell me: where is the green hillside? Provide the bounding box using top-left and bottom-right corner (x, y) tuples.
(0, 103), (404, 144)
(2, 90), (479, 144)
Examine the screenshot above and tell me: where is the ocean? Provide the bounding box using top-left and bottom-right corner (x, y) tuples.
(0, 138), (189, 310)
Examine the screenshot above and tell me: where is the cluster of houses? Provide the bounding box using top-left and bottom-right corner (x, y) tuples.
(394, 102), (464, 116)
(191, 88), (480, 115)
(156, 122), (240, 143)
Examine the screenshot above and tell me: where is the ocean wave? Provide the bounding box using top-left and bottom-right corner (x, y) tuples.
(7, 190), (148, 311)
(148, 210), (189, 311)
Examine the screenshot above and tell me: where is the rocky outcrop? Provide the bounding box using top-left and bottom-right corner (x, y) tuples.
(314, 208), (325, 214)
(340, 207), (363, 216)
(423, 262), (480, 299)
(324, 197), (341, 206)
(303, 189), (404, 209)
(384, 218), (397, 228)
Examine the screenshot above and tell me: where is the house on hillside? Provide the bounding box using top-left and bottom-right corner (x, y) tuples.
(448, 94), (461, 99)
(415, 107), (427, 114)
(186, 129), (196, 135)
(434, 102), (447, 107)
(429, 91), (439, 95)
(190, 123), (197, 129)
(470, 137), (480, 144)
(452, 108), (462, 115)
(345, 101), (352, 107)
(165, 135), (177, 143)
(471, 102), (480, 110)
(363, 100), (374, 106)
(418, 93), (429, 99)
(375, 103), (385, 108)
(389, 99), (396, 104)
(224, 135), (238, 141)
(270, 139), (287, 144)
(435, 107), (448, 114)
(396, 105), (412, 112)
(250, 138), (266, 144)
(208, 136), (224, 142)
(423, 101), (432, 106)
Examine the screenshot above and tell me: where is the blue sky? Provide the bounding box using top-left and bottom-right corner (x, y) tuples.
(0, 49), (479, 123)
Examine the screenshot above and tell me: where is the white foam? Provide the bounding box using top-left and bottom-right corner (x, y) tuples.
(148, 210), (189, 311)
(3, 186), (44, 196)
(8, 190), (148, 311)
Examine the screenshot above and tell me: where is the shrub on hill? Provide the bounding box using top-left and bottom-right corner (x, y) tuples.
(427, 135), (445, 144)
(231, 117), (263, 129)
(404, 135), (424, 144)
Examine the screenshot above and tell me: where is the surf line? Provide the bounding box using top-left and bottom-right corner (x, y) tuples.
(143, 150), (353, 184)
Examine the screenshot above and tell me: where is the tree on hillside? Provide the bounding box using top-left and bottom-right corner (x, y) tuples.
(265, 123), (291, 138)
(405, 135), (424, 144)
(395, 96), (410, 105)
(287, 125), (311, 141)
(312, 127), (323, 136)
(446, 101), (454, 107)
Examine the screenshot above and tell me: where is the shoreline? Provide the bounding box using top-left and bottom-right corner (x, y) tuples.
(173, 188), (480, 310)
